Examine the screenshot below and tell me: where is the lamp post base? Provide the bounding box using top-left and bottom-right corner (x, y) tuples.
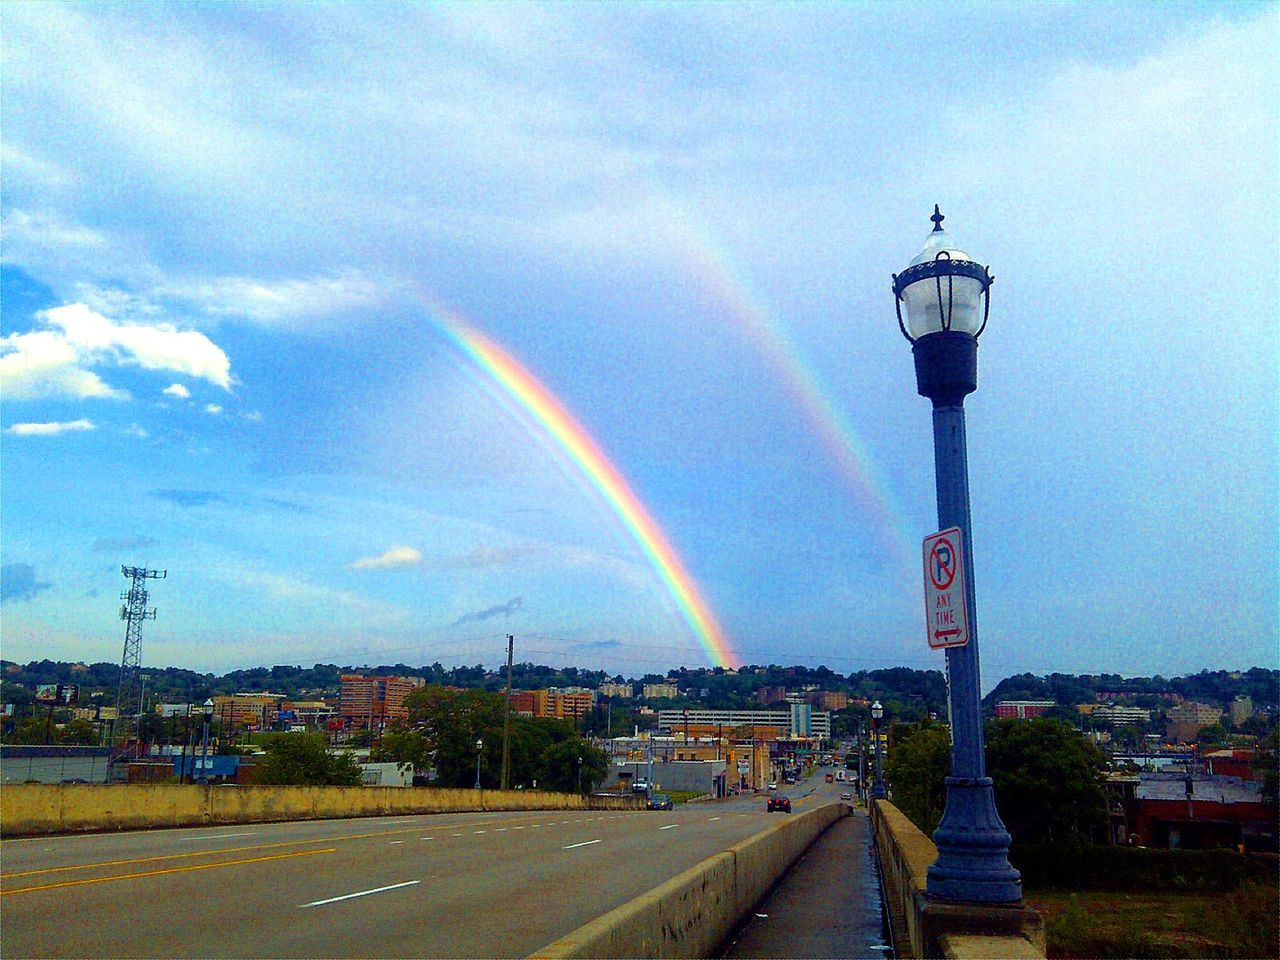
(869, 782), (888, 799)
(927, 776), (1022, 903)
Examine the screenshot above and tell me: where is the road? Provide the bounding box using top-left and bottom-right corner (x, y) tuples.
(1, 776), (852, 958)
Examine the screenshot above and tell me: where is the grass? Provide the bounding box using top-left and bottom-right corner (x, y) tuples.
(1026, 881), (1279, 959)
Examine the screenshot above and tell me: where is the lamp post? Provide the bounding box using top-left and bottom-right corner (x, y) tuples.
(577, 755), (583, 794)
(869, 701), (888, 799)
(892, 206), (1021, 903)
(474, 737), (484, 791)
(198, 698), (213, 785)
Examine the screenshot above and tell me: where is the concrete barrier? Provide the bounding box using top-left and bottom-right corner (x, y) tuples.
(0, 783), (640, 837)
(869, 799), (1045, 959)
(527, 801), (849, 959)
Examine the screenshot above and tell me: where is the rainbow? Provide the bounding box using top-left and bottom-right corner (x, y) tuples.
(662, 207), (919, 575)
(419, 300), (741, 669)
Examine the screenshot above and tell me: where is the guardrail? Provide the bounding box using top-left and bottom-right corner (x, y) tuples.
(528, 801), (849, 959)
(0, 783), (642, 837)
(869, 799), (1045, 959)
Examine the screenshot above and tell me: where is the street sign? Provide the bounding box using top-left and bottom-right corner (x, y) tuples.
(923, 527), (969, 649)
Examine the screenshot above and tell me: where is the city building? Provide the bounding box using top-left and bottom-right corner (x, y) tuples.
(1229, 696), (1253, 727)
(598, 682), (634, 699)
(642, 683), (680, 700)
(656, 708), (831, 739)
(808, 690), (849, 711)
(509, 689), (595, 720)
(1089, 704), (1152, 725)
(755, 686), (788, 705)
(1129, 771), (1272, 851)
(993, 700), (1055, 720)
(212, 693), (286, 732)
(1165, 701), (1224, 742)
(338, 675), (423, 731)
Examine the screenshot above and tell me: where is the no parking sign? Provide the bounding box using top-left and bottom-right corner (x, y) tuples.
(923, 527), (969, 649)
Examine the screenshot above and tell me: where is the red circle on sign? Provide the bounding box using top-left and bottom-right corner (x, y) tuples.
(928, 538), (957, 591)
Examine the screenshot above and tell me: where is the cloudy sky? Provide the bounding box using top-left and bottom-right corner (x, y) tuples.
(2, 2), (1276, 683)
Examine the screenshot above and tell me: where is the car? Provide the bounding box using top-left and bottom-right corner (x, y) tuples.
(766, 795), (792, 813)
(59, 778), (90, 784)
(647, 793), (673, 810)
(840, 792), (853, 801)
(631, 779), (649, 793)
(825, 773), (835, 782)
(767, 780), (777, 791)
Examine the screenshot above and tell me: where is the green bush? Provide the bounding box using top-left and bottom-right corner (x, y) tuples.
(1012, 842), (1275, 892)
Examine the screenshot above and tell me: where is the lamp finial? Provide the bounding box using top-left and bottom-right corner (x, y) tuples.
(930, 205), (945, 232)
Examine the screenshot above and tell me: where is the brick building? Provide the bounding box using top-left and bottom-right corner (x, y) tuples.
(339, 674), (422, 730)
(993, 700), (1055, 720)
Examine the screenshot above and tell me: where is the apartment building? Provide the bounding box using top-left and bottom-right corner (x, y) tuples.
(509, 689), (595, 720)
(643, 683), (680, 699)
(339, 674), (423, 730)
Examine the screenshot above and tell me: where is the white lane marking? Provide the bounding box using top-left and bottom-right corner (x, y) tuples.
(529, 824), (541, 828)
(562, 839), (601, 849)
(709, 817), (722, 821)
(176, 832), (260, 841)
(451, 833), (463, 837)
(421, 837), (434, 841)
(513, 826), (525, 830)
(659, 824), (679, 830)
(473, 830), (486, 835)
(301, 880), (421, 908)
(388, 840), (405, 845)
(496, 828), (508, 832)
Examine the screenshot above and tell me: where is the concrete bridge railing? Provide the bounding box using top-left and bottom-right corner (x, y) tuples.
(0, 783), (641, 837)
(869, 798), (1046, 960)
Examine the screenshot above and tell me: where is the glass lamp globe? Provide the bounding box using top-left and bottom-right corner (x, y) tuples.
(893, 207), (992, 342)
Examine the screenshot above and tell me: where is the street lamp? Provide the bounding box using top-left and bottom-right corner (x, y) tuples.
(893, 206), (1021, 904)
(869, 701), (887, 799)
(474, 737), (484, 791)
(198, 698), (214, 785)
(577, 755), (583, 794)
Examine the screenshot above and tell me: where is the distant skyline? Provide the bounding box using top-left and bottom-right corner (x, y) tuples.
(2, 3), (1276, 682)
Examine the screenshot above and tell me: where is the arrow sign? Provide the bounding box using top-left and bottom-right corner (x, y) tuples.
(922, 527), (969, 649)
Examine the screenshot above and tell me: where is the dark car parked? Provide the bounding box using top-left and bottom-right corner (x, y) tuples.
(766, 794), (792, 813)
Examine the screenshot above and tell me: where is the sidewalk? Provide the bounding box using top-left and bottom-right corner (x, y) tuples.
(722, 809), (893, 959)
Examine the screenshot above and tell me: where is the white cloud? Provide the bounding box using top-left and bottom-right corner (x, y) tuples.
(124, 423), (149, 439)
(350, 545), (423, 570)
(6, 418), (96, 436)
(0, 304), (233, 402)
(156, 270), (391, 326)
(205, 403), (223, 415)
(44, 304), (232, 389)
(163, 383), (191, 399)
(0, 329), (128, 400)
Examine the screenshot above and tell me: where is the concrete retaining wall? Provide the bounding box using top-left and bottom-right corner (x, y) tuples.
(0, 783), (640, 837)
(528, 801), (849, 959)
(869, 799), (1045, 960)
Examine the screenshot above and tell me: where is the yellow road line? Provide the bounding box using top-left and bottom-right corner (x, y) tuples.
(0, 809), (630, 880)
(0, 848), (336, 896)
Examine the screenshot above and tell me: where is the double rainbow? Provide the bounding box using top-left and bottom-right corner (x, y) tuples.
(423, 302), (741, 669)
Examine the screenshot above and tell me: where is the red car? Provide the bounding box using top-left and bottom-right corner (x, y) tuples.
(766, 795), (792, 813)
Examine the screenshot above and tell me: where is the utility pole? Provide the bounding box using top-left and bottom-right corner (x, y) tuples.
(500, 634), (514, 790)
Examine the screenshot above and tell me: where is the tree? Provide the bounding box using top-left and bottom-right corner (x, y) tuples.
(252, 734), (363, 786)
(885, 721), (951, 835)
(984, 718), (1107, 845)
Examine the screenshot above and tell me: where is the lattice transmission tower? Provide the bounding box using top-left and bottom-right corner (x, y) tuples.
(115, 565), (165, 742)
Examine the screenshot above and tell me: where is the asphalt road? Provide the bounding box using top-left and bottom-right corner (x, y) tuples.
(1, 776), (851, 959)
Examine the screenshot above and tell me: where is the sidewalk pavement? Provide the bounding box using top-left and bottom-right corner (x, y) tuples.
(722, 809), (893, 959)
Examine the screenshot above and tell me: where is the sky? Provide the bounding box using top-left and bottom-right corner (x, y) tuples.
(2, 2), (1277, 684)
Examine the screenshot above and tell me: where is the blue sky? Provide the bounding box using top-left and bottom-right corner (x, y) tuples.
(2, 2), (1276, 682)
